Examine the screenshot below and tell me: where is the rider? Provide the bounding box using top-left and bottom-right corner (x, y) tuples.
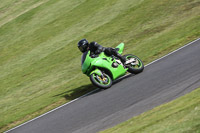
(77, 39), (127, 64)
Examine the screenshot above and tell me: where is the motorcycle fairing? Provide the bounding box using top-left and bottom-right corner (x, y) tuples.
(81, 43), (127, 80)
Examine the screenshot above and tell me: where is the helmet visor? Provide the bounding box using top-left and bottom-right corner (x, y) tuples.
(78, 46), (85, 52)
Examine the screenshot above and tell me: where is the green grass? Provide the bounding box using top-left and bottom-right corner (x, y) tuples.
(0, 0), (200, 131)
(100, 87), (200, 133)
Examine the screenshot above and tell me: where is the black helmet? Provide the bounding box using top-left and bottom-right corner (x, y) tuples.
(78, 39), (89, 53)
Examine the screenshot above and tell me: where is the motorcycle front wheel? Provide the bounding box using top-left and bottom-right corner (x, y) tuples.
(123, 54), (144, 74)
(90, 73), (112, 89)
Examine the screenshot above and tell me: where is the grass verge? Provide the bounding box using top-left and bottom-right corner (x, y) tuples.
(100, 87), (200, 133)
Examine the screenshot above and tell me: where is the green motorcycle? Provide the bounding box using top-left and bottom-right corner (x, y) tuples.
(81, 43), (144, 89)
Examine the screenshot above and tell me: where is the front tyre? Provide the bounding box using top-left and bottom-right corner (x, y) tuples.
(123, 54), (144, 74)
(90, 73), (112, 89)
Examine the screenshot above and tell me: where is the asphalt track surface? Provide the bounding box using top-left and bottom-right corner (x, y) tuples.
(7, 39), (200, 133)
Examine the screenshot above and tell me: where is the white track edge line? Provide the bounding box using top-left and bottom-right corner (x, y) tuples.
(5, 38), (200, 133)
(145, 38), (200, 67)
(4, 88), (99, 133)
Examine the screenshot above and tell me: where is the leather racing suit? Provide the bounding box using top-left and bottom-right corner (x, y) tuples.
(88, 42), (126, 63)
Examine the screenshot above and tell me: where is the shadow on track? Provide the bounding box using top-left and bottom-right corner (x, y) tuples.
(53, 74), (135, 101)
(53, 84), (98, 101)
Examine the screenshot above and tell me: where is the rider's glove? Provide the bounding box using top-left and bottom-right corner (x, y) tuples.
(95, 49), (101, 55)
(91, 54), (98, 58)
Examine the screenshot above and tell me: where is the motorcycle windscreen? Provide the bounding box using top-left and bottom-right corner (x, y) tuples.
(81, 51), (88, 65)
(81, 51), (93, 74)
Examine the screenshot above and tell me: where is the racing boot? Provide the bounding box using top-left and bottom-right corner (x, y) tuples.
(118, 55), (127, 65)
(113, 51), (127, 65)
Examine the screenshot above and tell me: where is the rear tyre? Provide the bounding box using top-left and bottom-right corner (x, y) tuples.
(123, 54), (144, 74)
(90, 73), (112, 89)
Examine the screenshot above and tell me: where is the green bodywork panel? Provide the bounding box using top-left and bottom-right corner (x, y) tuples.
(116, 43), (124, 54)
(81, 43), (127, 80)
(90, 68), (102, 76)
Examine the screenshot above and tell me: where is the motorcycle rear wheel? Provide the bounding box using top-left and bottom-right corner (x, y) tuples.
(90, 73), (112, 89)
(123, 54), (144, 74)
